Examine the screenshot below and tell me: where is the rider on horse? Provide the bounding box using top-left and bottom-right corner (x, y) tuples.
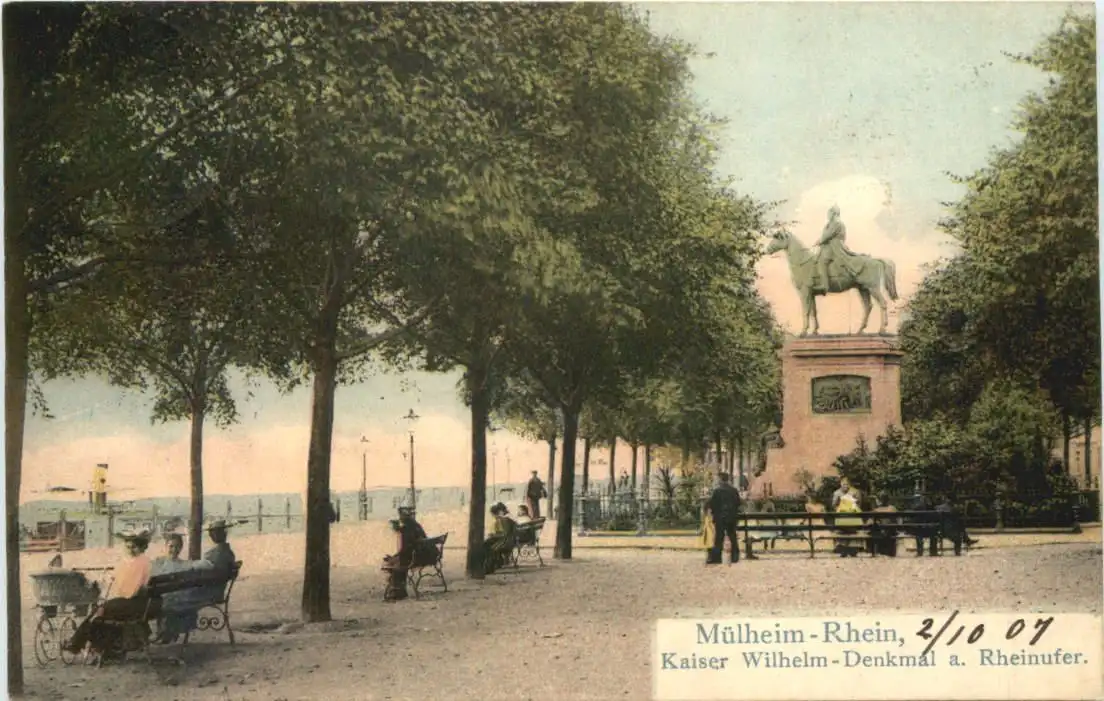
(815, 205), (856, 292)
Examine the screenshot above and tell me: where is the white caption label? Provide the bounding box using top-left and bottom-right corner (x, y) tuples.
(654, 612), (1102, 700)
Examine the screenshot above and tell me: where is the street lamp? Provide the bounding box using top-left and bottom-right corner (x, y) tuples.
(488, 422), (501, 498)
(402, 409), (420, 511)
(359, 436), (370, 520)
(491, 446), (498, 496)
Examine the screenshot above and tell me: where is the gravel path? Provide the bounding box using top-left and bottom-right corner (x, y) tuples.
(21, 540), (1102, 701)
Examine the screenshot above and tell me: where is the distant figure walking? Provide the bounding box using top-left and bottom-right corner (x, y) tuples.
(526, 470), (548, 520)
(705, 472), (742, 565)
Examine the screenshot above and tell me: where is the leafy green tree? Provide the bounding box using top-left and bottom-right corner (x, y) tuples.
(216, 4), (542, 619)
(32, 195), (250, 560)
(903, 12), (1098, 459)
(5, 5), (285, 689)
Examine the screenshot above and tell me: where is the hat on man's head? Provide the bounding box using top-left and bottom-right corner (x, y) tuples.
(206, 518), (231, 532)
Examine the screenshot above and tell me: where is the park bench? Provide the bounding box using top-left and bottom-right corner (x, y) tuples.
(180, 560), (243, 647)
(742, 516), (809, 552)
(381, 534), (448, 600)
(93, 561), (242, 666)
(731, 511), (955, 559)
(510, 518), (546, 567)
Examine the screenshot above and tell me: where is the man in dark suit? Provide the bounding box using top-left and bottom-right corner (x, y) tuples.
(910, 492), (940, 556)
(705, 472), (742, 565)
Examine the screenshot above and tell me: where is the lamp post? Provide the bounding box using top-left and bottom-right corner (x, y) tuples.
(402, 409), (420, 511)
(491, 446), (498, 497)
(488, 422), (501, 500)
(359, 436), (370, 520)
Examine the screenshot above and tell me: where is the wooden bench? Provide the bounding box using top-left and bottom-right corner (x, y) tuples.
(92, 562), (241, 666)
(744, 518), (809, 551)
(732, 511), (953, 559)
(381, 534), (448, 600)
(511, 518), (546, 567)
(180, 560), (243, 646)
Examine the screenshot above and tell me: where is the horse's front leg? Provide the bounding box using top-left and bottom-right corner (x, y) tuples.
(857, 289), (873, 334)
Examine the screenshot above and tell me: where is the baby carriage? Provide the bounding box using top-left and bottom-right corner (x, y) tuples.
(29, 565), (108, 667)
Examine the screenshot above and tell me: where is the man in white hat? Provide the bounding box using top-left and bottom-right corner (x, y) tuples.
(203, 519), (237, 573)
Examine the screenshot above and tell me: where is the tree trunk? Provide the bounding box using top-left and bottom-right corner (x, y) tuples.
(465, 362), (490, 579)
(737, 434), (745, 480)
(644, 444), (652, 500)
(630, 443), (639, 491)
(187, 403), (206, 560)
(681, 440), (691, 472)
(1084, 417), (1093, 486)
(546, 435), (556, 518)
(727, 435), (736, 478)
(6, 244), (29, 697)
(582, 436), (591, 494)
(1062, 411), (1071, 472)
(554, 406), (580, 559)
(301, 344), (339, 622)
(608, 439), (617, 493)
(713, 430), (723, 469)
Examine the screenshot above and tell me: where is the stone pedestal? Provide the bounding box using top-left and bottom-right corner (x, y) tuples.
(754, 335), (903, 496)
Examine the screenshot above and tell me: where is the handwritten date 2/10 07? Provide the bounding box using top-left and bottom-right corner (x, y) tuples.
(916, 611), (1054, 656)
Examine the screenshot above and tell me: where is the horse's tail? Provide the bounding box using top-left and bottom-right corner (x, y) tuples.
(881, 259), (899, 301)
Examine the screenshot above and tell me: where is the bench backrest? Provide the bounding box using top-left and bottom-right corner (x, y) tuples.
(411, 534), (446, 568)
(515, 518), (545, 545)
(147, 560), (243, 601)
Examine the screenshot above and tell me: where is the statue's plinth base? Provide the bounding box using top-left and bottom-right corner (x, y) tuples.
(752, 334), (903, 496)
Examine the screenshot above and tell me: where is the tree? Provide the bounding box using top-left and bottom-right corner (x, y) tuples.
(32, 194), (250, 560)
(5, 5), (282, 691)
(394, 3), (626, 578)
(903, 12), (1098, 455)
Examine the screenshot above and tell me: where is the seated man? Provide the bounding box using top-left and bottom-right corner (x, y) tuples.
(868, 493), (900, 556)
(154, 520), (239, 643)
(935, 494), (973, 556)
(382, 507), (426, 602)
(65, 528), (159, 660)
(910, 492), (939, 556)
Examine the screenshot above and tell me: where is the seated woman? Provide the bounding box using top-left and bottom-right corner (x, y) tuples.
(483, 503), (517, 573)
(833, 489), (864, 558)
(150, 533), (209, 644)
(381, 507), (426, 602)
(64, 528), (159, 661)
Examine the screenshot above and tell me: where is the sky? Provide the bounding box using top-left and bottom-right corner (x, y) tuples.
(20, 2), (1087, 503)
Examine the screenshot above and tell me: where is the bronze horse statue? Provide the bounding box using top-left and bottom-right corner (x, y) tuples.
(765, 230), (898, 336)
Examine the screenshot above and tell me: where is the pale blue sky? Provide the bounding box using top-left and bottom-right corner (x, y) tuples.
(23, 2), (1089, 499)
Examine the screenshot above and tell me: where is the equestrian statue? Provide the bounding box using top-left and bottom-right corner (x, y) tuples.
(766, 205), (898, 336)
